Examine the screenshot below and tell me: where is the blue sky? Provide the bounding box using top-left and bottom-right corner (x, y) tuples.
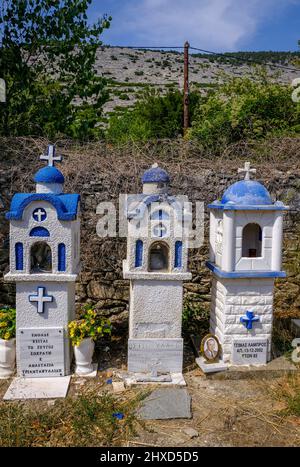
(88, 0), (300, 52)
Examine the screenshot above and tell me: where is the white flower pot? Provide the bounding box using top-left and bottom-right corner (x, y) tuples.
(0, 338), (16, 379)
(74, 337), (95, 375)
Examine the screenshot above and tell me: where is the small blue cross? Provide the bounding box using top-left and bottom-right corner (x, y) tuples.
(240, 310), (260, 330)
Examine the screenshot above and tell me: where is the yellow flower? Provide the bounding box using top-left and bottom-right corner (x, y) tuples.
(4, 332), (11, 340)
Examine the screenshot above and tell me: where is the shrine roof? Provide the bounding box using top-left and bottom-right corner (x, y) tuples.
(142, 164), (170, 184)
(6, 193), (80, 221)
(209, 180), (288, 211)
(34, 166), (65, 184)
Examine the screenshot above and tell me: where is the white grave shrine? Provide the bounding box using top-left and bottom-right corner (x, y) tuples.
(4, 145), (80, 380)
(206, 162), (288, 366)
(123, 164), (192, 383)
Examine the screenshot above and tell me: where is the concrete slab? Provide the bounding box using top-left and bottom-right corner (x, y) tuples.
(209, 356), (300, 380)
(3, 376), (71, 400)
(137, 388), (192, 420)
(196, 356), (228, 374)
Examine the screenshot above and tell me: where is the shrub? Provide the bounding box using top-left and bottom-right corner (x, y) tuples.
(190, 69), (300, 151)
(106, 88), (200, 142)
(68, 306), (111, 347)
(0, 306), (16, 340)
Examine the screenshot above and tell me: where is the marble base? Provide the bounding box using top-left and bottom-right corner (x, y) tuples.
(128, 338), (183, 373)
(196, 356), (228, 374)
(3, 376), (71, 400)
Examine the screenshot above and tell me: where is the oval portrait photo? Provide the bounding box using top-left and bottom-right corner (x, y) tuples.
(201, 334), (221, 363)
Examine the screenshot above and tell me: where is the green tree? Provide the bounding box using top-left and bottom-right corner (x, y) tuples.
(0, 0), (111, 138)
(106, 88), (200, 142)
(190, 70), (300, 150)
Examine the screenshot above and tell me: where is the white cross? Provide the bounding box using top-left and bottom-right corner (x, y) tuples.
(29, 287), (53, 314)
(40, 145), (62, 167)
(33, 208), (46, 222)
(238, 162), (256, 181)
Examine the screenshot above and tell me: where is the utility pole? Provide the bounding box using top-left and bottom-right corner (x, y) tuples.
(183, 41), (190, 136)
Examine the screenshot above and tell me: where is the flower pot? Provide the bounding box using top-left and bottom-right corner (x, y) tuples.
(74, 337), (95, 375)
(0, 338), (16, 379)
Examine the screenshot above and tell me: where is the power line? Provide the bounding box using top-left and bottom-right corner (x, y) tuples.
(189, 46), (299, 72)
(103, 44), (299, 72)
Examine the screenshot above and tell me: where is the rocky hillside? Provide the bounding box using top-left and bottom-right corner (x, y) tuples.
(93, 47), (300, 117)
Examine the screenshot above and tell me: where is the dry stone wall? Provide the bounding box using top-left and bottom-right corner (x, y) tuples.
(0, 138), (299, 334)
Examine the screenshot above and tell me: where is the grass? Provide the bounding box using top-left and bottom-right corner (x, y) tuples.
(271, 374), (300, 417)
(0, 386), (147, 447)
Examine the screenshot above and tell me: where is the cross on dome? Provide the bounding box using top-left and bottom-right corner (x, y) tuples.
(238, 162), (256, 181)
(40, 144), (62, 167)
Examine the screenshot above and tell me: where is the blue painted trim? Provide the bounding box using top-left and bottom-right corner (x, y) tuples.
(142, 166), (170, 184)
(58, 243), (66, 272)
(6, 193), (80, 220)
(15, 242), (23, 270)
(174, 241), (182, 268)
(30, 226), (50, 237)
(135, 240), (143, 267)
(221, 180), (273, 206)
(206, 261), (286, 278)
(208, 203), (288, 211)
(34, 166), (64, 184)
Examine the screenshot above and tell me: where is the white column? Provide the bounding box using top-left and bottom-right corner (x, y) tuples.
(271, 212), (283, 271)
(222, 211), (235, 272)
(209, 210), (216, 262)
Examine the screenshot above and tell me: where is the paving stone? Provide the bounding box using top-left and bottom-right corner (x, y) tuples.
(137, 388), (192, 420)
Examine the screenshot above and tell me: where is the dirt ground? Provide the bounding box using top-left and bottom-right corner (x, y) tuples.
(1, 338), (299, 447)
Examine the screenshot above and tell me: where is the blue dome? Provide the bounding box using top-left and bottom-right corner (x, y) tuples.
(34, 166), (65, 184)
(221, 180), (272, 206)
(142, 164), (170, 184)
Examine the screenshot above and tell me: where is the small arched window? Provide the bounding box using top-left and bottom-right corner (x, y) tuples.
(149, 242), (169, 272)
(242, 223), (262, 258)
(135, 240), (143, 268)
(174, 241), (182, 268)
(29, 227), (50, 237)
(58, 243), (66, 272)
(30, 242), (52, 273)
(15, 242), (23, 270)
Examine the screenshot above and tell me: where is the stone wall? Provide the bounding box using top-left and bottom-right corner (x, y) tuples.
(1, 138), (300, 335)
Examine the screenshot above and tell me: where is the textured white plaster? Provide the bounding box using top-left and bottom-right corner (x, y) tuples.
(8, 200), (80, 275)
(123, 189), (193, 376)
(210, 277), (274, 363)
(15, 281), (75, 376)
(36, 183), (63, 194)
(129, 280), (183, 338)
